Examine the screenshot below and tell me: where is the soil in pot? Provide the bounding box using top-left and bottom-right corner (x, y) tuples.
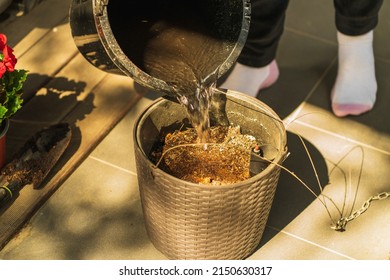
(150, 124), (267, 185)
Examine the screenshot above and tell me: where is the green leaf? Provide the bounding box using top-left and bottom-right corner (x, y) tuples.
(0, 69), (27, 122)
(5, 94), (23, 118)
(3, 69), (28, 93)
(0, 105), (7, 120)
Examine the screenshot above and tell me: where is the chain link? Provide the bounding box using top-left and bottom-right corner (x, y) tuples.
(332, 192), (390, 232)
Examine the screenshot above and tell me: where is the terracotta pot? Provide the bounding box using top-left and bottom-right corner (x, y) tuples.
(0, 118), (9, 169)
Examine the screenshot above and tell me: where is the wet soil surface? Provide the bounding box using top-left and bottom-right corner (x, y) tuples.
(150, 125), (262, 185)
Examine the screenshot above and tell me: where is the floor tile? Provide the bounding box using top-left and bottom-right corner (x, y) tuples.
(375, 1), (390, 60)
(264, 120), (390, 260)
(279, 191), (390, 260)
(91, 96), (158, 174)
(249, 227), (352, 260)
(285, 0), (336, 44)
(0, 156), (166, 260)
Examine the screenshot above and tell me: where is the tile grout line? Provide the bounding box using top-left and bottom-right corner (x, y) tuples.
(267, 225), (356, 260)
(89, 156), (138, 176)
(292, 120), (390, 156)
(284, 27), (338, 46)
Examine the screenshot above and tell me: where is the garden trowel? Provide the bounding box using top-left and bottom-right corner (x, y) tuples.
(0, 123), (71, 207)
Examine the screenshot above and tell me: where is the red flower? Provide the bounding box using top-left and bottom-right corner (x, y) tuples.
(0, 62), (5, 78)
(0, 34), (7, 50)
(2, 45), (17, 71)
(0, 33), (17, 78)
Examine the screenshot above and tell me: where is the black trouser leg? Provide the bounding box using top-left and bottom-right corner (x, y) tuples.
(238, 0), (289, 67)
(334, 0), (384, 35)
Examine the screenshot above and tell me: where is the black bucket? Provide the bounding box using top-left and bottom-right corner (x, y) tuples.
(69, 0), (250, 95)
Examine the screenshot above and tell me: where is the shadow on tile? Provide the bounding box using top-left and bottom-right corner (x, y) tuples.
(133, 81), (167, 101)
(258, 131), (330, 248)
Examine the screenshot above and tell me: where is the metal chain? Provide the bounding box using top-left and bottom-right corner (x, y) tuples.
(332, 192), (390, 232)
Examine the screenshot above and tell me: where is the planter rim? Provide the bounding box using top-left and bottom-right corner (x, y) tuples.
(134, 90), (288, 189)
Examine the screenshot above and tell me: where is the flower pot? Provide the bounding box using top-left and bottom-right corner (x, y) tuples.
(0, 118), (9, 169)
(134, 90), (287, 260)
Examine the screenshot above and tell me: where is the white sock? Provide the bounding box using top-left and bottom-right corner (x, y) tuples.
(331, 31), (377, 117)
(220, 60), (279, 97)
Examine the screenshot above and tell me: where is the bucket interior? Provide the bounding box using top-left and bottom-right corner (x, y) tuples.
(105, 0), (249, 93)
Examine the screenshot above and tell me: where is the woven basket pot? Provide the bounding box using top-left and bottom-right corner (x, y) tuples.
(134, 90), (287, 260)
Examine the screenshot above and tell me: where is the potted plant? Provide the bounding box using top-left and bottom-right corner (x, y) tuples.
(134, 90), (288, 260)
(0, 33), (28, 168)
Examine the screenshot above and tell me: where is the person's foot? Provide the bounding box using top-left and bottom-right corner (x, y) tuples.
(220, 60), (279, 97)
(331, 31), (377, 117)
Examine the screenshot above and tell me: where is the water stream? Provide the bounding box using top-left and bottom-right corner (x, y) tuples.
(138, 20), (229, 143)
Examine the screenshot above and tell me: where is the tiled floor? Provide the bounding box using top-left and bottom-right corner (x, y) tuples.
(0, 0), (389, 260)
